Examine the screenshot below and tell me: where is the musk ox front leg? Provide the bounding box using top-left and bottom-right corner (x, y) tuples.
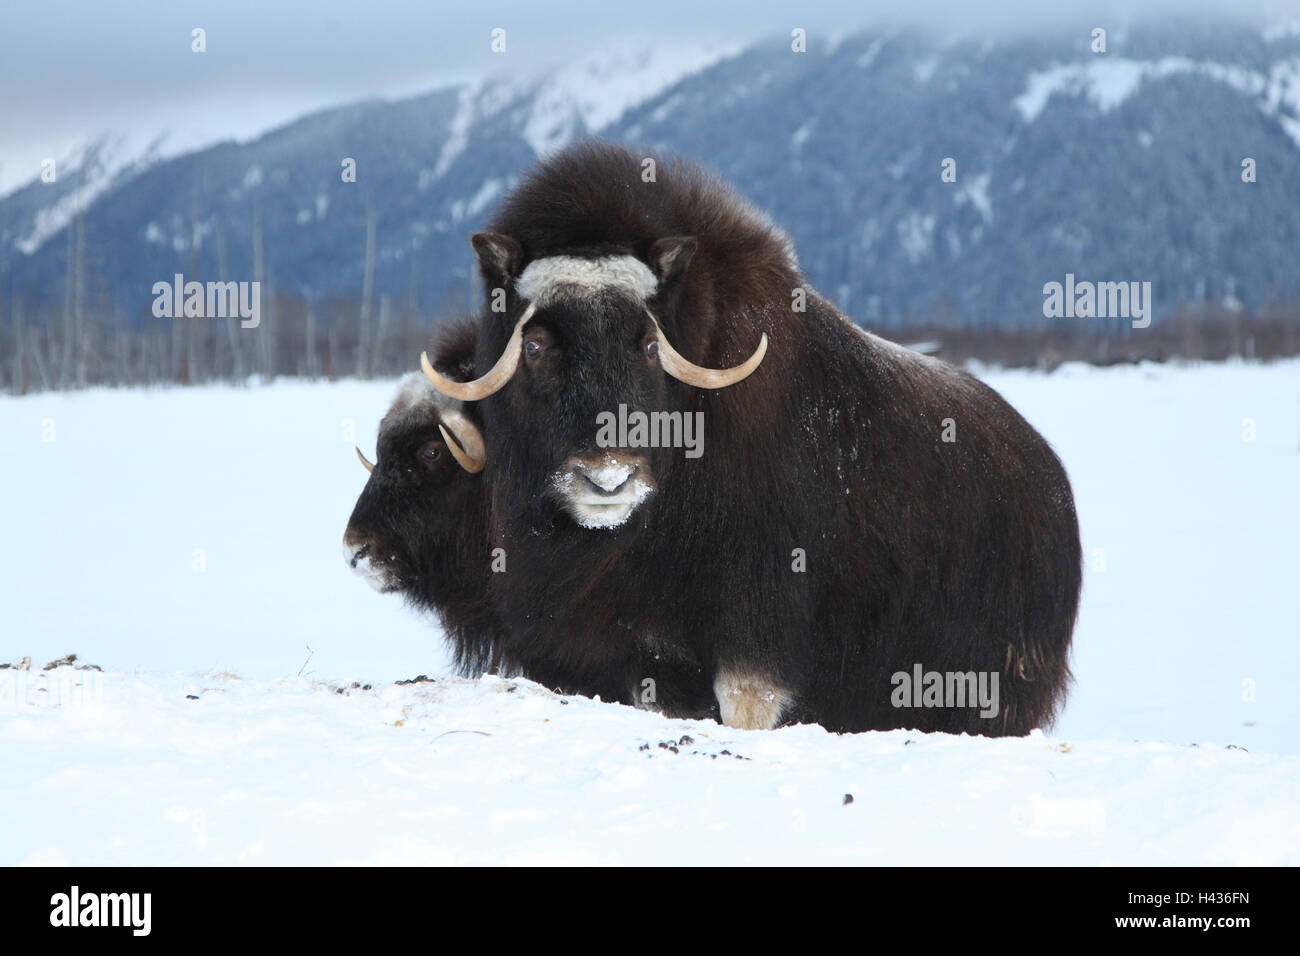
(713, 670), (793, 730)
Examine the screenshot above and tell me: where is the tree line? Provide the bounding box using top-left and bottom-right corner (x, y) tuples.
(2, 208), (1298, 394)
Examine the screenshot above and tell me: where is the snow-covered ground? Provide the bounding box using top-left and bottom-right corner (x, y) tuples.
(2, 359), (1298, 864)
(6, 670), (1297, 865)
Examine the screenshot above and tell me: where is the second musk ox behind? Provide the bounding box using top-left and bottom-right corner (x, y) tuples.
(421, 141), (1082, 735)
(344, 321), (509, 677)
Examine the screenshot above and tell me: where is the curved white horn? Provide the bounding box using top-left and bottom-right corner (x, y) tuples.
(355, 446), (375, 473)
(438, 413), (485, 474)
(421, 304), (535, 401)
(649, 313), (768, 389)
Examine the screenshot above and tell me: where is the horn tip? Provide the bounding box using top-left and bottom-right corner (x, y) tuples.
(438, 423), (485, 474)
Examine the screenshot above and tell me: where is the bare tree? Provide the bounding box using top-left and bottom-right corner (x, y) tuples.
(304, 303), (318, 378)
(252, 205), (269, 378)
(356, 197), (376, 379)
(369, 293), (392, 377)
(30, 321), (52, 391)
(216, 222), (243, 382)
(9, 292), (25, 394)
(59, 213), (75, 388)
(184, 182), (203, 384)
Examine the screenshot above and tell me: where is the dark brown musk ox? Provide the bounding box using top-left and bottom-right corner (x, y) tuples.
(419, 141), (1082, 735)
(343, 321), (511, 677)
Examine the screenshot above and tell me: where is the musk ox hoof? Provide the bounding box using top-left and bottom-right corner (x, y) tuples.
(714, 672), (792, 730)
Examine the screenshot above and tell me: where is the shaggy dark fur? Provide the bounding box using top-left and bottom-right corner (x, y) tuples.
(450, 141), (1081, 734)
(344, 320), (507, 677)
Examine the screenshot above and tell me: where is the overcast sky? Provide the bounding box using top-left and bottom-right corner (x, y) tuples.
(1, 0), (1296, 195)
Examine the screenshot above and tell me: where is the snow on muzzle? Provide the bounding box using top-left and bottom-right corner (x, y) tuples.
(549, 450), (656, 530)
(342, 530), (399, 592)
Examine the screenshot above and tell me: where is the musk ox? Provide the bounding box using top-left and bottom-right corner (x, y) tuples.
(419, 141), (1082, 735)
(344, 322), (508, 677)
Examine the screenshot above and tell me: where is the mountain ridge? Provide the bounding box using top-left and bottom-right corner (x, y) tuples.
(3, 21), (1298, 329)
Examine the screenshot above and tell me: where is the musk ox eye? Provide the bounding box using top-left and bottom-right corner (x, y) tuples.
(645, 340), (659, 360)
(416, 441), (443, 469)
(524, 328), (556, 362)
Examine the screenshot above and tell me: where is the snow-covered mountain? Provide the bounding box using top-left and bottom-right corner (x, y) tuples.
(2, 21), (1298, 327)
(1, 131), (169, 256)
(0, 43), (736, 319)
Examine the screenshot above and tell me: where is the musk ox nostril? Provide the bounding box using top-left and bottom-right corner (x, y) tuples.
(349, 542), (371, 569)
(578, 460), (637, 495)
(342, 530), (371, 568)
(553, 454), (656, 530)
(343, 536), (392, 593)
(582, 473), (628, 496)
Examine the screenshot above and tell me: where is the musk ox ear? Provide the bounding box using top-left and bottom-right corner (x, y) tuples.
(649, 236), (697, 285)
(471, 232), (523, 286)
